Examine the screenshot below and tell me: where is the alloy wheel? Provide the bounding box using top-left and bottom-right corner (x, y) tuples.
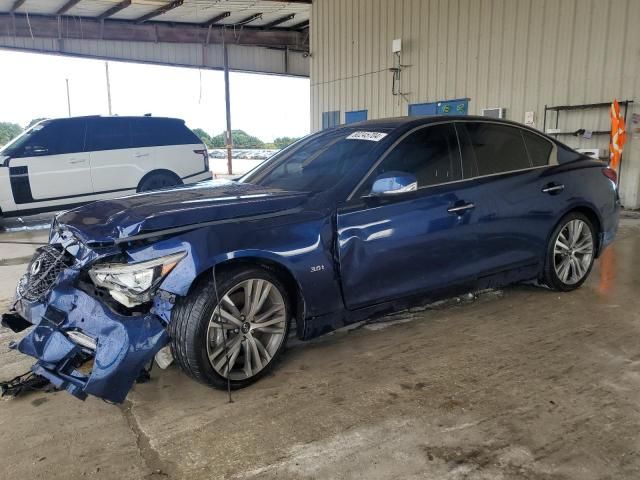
(553, 219), (594, 285)
(206, 278), (287, 380)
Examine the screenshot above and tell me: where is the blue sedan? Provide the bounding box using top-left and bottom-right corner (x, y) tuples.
(2, 116), (620, 403)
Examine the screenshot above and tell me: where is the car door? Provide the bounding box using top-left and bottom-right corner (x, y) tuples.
(6, 118), (92, 205)
(131, 118), (205, 180)
(88, 117), (150, 193)
(455, 121), (562, 278)
(336, 122), (491, 310)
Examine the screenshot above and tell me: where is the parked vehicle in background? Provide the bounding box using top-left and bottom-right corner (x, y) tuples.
(0, 116), (211, 217)
(2, 116), (619, 403)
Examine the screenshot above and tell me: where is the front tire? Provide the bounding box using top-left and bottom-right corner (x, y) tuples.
(542, 212), (596, 291)
(169, 266), (291, 390)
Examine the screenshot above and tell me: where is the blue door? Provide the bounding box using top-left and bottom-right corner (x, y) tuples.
(345, 110), (368, 124)
(337, 123), (487, 309)
(454, 121), (563, 275)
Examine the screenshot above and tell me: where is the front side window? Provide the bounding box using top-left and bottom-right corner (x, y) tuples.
(86, 118), (131, 152)
(0, 120), (85, 157)
(360, 123), (461, 194)
(243, 129), (384, 193)
(460, 122), (530, 176)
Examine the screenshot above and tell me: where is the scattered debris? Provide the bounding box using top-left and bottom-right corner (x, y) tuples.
(0, 371), (53, 398)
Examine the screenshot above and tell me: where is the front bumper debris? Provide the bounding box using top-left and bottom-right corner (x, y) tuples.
(11, 284), (169, 403)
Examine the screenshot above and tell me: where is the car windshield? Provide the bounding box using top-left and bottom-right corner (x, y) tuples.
(0, 121), (48, 156)
(242, 128), (387, 193)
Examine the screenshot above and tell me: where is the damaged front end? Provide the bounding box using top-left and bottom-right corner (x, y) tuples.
(1, 227), (178, 404)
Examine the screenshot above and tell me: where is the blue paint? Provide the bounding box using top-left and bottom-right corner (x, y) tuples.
(345, 110), (368, 124)
(4, 115), (620, 402)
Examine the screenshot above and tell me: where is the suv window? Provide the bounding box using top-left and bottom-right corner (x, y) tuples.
(364, 123), (461, 191)
(460, 122), (530, 176)
(86, 118), (131, 152)
(130, 118), (200, 148)
(523, 130), (553, 167)
(3, 119), (85, 158)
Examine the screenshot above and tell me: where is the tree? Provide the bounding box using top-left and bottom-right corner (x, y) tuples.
(210, 130), (265, 149)
(273, 136), (300, 149)
(0, 122), (23, 147)
(192, 128), (213, 148)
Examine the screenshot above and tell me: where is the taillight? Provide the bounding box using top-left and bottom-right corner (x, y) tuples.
(194, 149), (209, 170)
(602, 167), (617, 184)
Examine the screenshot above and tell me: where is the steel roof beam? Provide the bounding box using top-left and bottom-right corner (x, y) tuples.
(56, 0), (82, 16)
(135, 0), (184, 24)
(10, 0), (26, 13)
(0, 13), (309, 49)
(203, 11), (230, 27)
(261, 13), (295, 29)
(233, 13), (262, 26)
(289, 20), (309, 30)
(97, 0), (131, 21)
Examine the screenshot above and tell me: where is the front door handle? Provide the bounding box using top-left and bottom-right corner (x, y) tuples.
(447, 202), (475, 214)
(68, 158), (86, 164)
(542, 183), (565, 194)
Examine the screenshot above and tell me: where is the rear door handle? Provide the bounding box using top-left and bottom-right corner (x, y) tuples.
(447, 202), (475, 214)
(542, 183), (565, 194)
(134, 152), (149, 158)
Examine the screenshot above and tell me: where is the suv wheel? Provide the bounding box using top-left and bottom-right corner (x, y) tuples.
(169, 266), (291, 390)
(137, 171), (181, 192)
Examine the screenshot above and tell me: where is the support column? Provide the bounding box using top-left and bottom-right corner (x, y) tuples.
(223, 44), (233, 175)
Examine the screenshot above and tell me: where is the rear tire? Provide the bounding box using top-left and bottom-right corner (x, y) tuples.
(137, 171), (181, 192)
(169, 266), (291, 390)
(542, 212), (596, 291)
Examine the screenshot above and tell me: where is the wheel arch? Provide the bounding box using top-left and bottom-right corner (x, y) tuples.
(136, 169), (183, 192)
(551, 204), (603, 257)
(188, 254), (308, 340)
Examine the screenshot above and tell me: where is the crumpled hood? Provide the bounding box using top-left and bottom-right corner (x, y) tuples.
(56, 179), (308, 244)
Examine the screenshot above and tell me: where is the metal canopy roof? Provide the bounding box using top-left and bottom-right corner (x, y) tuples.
(0, 0), (311, 76)
(0, 0), (310, 28)
(0, 1), (310, 49)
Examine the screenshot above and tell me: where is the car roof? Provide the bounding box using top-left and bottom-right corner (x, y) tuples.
(340, 114), (565, 145)
(344, 115), (533, 130)
(47, 115), (186, 123)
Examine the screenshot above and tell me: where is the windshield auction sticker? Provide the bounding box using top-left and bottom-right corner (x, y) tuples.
(346, 131), (388, 142)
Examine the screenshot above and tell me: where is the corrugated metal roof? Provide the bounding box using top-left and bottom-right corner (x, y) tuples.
(1, 0), (310, 28)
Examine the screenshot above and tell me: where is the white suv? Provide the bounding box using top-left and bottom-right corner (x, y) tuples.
(0, 116), (212, 217)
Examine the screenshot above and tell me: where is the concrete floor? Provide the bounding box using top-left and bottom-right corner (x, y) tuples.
(1, 215), (640, 480)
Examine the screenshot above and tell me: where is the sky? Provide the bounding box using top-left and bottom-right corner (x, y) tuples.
(0, 50), (310, 142)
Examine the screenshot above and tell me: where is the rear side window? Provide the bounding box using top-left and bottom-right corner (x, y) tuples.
(369, 123), (461, 189)
(130, 118), (200, 148)
(523, 130), (553, 167)
(460, 122), (530, 176)
(86, 118), (131, 151)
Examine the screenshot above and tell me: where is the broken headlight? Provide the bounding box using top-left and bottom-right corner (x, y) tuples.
(88, 252), (186, 308)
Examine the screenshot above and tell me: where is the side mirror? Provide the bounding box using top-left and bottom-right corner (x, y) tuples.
(30, 146), (49, 156)
(369, 171), (418, 196)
